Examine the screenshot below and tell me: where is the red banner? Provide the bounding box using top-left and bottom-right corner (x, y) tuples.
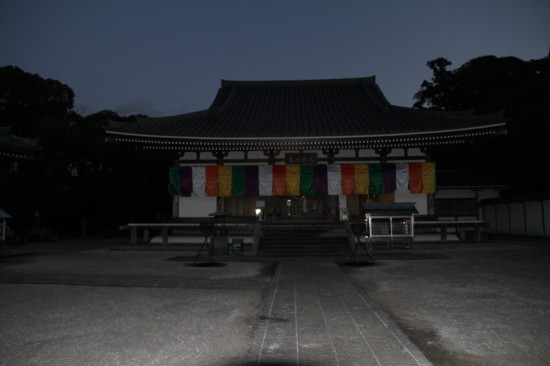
(272, 165), (286, 196)
(408, 163), (422, 194)
(205, 166), (219, 196)
(341, 164), (355, 195)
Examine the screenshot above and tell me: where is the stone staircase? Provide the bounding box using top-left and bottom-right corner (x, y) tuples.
(257, 222), (351, 256)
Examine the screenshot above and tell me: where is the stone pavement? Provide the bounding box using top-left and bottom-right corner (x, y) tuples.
(246, 258), (431, 365)
(0, 241), (432, 365)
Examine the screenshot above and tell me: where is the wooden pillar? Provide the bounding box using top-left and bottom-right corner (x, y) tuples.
(421, 147), (436, 216)
(375, 148), (392, 164)
(172, 156), (180, 218)
(428, 192), (436, 215)
(263, 149), (280, 165)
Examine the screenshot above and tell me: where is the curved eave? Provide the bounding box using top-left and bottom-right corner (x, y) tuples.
(106, 122), (505, 151)
(106, 122), (505, 141)
(0, 150), (36, 160)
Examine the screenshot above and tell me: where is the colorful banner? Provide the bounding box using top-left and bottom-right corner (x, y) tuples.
(369, 163), (383, 195)
(218, 166), (232, 197)
(272, 165), (286, 196)
(205, 166), (219, 196)
(327, 164), (341, 195)
(341, 164), (355, 195)
(395, 163), (409, 193)
(409, 163), (423, 194)
(355, 164), (369, 195)
(314, 164), (328, 196)
(300, 165), (314, 196)
(245, 165), (259, 196)
(168, 167), (180, 196)
(422, 162), (436, 194)
(232, 165), (245, 197)
(286, 164), (300, 196)
(180, 166), (193, 197)
(383, 164), (396, 193)
(259, 165), (272, 196)
(174, 163), (436, 197)
(192, 166), (205, 197)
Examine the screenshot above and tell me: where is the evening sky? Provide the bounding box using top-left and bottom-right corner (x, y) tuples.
(1, 0), (548, 117)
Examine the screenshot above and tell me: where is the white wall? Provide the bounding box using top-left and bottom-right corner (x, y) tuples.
(483, 198), (550, 238)
(178, 196), (217, 217)
(394, 191), (428, 215)
(435, 188), (500, 200)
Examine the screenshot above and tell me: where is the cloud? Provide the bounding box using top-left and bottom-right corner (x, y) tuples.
(114, 99), (162, 117)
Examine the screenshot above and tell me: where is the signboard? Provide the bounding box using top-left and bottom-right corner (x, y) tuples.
(285, 153), (318, 165)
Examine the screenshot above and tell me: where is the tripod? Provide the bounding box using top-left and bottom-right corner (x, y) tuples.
(194, 223), (215, 264)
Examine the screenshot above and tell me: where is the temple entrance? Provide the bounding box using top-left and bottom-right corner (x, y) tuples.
(217, 194), (396, 219)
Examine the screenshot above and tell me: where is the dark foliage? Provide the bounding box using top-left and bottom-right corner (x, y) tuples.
(414, 55), (550, 193)
(0, 66), (173, 239)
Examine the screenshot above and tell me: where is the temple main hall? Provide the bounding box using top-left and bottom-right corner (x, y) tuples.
(106, 76), (506, 220)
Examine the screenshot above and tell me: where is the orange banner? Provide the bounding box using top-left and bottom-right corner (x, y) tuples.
(408, 163), (422, 194)
(205, 166), (219, 196)
(272, 165), (286, 196)
(341, 164), (355, 195)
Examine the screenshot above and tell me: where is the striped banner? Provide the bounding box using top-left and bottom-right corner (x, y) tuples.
(174, 163), (436, 197)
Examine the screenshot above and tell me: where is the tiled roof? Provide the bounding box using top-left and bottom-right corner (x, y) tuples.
(0, 128), (39, 159)
(107, 76), (505, 143)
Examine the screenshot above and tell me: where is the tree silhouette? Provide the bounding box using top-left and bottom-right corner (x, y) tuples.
(414, 55), (550, 193)
(1, 66), (172, 238)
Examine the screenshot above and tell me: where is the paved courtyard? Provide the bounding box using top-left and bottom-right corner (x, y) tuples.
(1, 238), (549, 365)
(344, 240), (550, 366)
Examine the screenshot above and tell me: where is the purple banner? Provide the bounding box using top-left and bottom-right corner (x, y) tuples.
(314, 164), (328, 196)
(245, 165), (259, 196)
(383, 164), (396, 193)
(180, 166), (193, 197)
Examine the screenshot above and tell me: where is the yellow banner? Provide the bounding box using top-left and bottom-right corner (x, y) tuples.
(421, 163), (436, 193)
(218, 166), (232, 197)
(286, 164), (300, 196)
(355, 163), (369, 195)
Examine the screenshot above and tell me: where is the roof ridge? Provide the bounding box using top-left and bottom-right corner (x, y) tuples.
(220, 76), (376, 88)
(135, 110), (210, 124)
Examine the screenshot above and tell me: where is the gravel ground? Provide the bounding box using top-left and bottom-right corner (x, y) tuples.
(3, 238), (549, 365)
(0, 243), (275, 366)
(343, 241), (550, 366)
(0, 284), (263, 366)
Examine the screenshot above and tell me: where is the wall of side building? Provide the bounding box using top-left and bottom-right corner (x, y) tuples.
(482, 196), (550, 238)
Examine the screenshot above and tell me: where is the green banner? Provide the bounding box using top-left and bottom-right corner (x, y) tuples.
(369, 163), (383, 195)
(168, 167), (180, 196)
(231, 165), (245, 196)
(300, 165), (314, 196)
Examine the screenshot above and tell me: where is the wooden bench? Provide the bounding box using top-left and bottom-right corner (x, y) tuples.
(414, 220), (485, 242)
